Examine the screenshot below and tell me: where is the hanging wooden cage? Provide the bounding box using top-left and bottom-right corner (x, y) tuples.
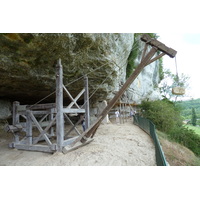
(172, 87), (185, 95)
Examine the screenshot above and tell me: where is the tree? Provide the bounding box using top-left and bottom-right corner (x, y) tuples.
(191, 108), (197, 126)
(159, 69), (190, 102)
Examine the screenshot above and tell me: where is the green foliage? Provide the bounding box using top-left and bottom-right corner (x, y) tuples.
(168, 126), (200, 156)
(140, 100), (200, 156)
(158, 57), (164, 81)
(159, 69), (190, 101)
(191, 108), (197, 126)
(177, 98), (200, 121)
(139, 99), (182, 133)
(126, 33), (163, 79)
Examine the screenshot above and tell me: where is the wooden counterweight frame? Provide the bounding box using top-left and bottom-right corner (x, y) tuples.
(6, 59), (92, 153)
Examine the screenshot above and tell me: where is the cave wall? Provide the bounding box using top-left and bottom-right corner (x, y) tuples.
(0, 33), (161, 121)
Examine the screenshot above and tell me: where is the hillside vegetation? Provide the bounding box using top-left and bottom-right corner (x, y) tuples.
(177, 98), (200, 124)
(139, 99), (200, 157)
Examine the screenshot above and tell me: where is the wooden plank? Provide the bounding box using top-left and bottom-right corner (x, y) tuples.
(14, 144), (56, 153)
(27, 103), (56, 110)
(63, 108), (85, 113)
(63, 138), (94, 154)
(17, 105), (27, 112)
(69, 116), (103, 146)
(33, 115), (57, 145)
(146, 52), (165, 66)
(63, 85), (81, 109)
(63, 113), (81, 136)
(12, 101), (20, 143)
(64, 116), (83, 139)
(63, 136), (79, 146)
(31, 110), (52, 115)
(65, 87), (85, 109)
(49, 108), (55, 136)
(13, 101), (19, 125)
(141, 43), (148, 62)
(141, 34), (177, 58)
(39, 114), (49, 124)
(29, 111), (53, 146)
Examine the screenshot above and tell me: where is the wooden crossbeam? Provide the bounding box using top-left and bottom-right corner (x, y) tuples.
(68, 88), (85, 109)
(32, 115), (56, 145)
(63, 113), (81, 137)
(29, 111), (54, 146)
(140, 34), (177, 58)
(69, 35), (178, 146)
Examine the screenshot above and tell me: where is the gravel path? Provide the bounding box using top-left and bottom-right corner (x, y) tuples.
(0, 119), (156, 166)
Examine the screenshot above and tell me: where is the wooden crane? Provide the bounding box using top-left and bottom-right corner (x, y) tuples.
(63, 34), (177, 153)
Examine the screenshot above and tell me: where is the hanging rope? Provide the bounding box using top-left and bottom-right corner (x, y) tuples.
(175, 56), (179, 85)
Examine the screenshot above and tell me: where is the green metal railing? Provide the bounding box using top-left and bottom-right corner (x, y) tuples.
(133, 115), (168, 166)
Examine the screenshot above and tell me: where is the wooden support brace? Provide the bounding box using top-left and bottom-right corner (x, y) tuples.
(63, 113), (81, 137)
(141, 34), (177, 58)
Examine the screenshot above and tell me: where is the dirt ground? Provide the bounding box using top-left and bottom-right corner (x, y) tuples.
(0, 119), (156, 166)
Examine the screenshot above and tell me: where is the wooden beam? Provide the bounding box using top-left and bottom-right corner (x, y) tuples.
(84, 76), (90, 129)
(14, 144), (56, 153)
(65, 87), (85, 109)
(63, 138), (94, 154)
(12, 101), (20, 143)
(146, 52), (166, 66)
(56, 59), (64, 152)
(32, 115), (57, 145)
(71, 47), (158, 143)
(63, 113), (81, 137)
(27, 103), (56, 110)
(26, 111), (33, 145)
(29, 111), (53, 146)
(64, 116), (83, 139)
(63, 108), (85, 113)
(140, 34), (177, 58)
(63, 85), (81, 109)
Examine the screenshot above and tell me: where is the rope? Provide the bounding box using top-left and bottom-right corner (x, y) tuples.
(175, 56), (180, 85)
(29, 91), (56, 109)
(29, 36), (142, 107)
(81, 72), (113, 108)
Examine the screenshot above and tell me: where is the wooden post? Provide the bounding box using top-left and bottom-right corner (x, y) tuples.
(56, 59), (64, 152)
(26, 110), (33, 145)
(12, 101), (20, 143)
(84, 75), (90, 130)
(49, 108), (55, 136)
(13, 101), (19, 125)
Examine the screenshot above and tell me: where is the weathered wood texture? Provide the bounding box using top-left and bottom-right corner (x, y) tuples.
(84, 76), (90, 130)
(56, 59), (64, 152)
(69, 35), (178, 145)
(141, 34), (177, 58)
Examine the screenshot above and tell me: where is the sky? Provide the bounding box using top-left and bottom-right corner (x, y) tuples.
(158, 33), (200, 100)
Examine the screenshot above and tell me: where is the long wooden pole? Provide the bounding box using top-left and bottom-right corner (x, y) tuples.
(56, 59), (64, 152)
(88, 47), (158, 138)
(84, 76), (90, 130)
(70, 47), (158, 146)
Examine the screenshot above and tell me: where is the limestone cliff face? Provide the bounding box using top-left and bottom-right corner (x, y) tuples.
(0, 33), (161, 120)
(0, 33), (133, 104)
